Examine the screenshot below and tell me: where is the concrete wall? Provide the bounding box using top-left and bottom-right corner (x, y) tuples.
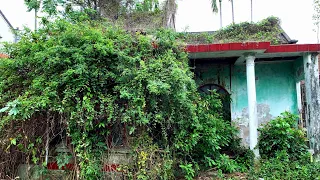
(195, 60), (299, 146)
(231, 61), (298, 144)
(195, 63), (231, 92)
(294, 57), (304, 82)
(0, 19), (15, 44)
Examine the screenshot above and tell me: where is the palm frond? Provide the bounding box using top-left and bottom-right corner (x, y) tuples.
(211, 0), (218, 13)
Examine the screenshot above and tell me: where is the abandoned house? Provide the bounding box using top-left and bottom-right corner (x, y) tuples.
(1, 19), (320, 176)
(0, 10), (18, 59)
(0, 10), (19, 44)
(188, 39), (320, 156)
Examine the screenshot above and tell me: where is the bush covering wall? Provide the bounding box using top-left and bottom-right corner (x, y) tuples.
(0, 18), (249, 179)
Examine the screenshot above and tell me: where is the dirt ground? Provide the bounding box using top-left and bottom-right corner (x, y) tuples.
(196, 171), (247, 180)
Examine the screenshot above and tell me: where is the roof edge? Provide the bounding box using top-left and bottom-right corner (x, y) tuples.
(187, 42), (320, 54)
(187, 42), (270, 53)
(0, 10), (15, 30)
(0, 53), (9, 58)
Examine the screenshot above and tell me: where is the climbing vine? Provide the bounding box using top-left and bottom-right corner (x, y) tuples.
(0, 17), (251, 179)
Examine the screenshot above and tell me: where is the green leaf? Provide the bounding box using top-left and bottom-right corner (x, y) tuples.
(10, 138), (17, 145)
(129, 126), (136, 135)
(8, 107), (19, 116)
(0, 106), (9, 113)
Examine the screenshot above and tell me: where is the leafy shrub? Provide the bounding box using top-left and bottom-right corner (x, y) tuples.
(187, 92), (254, 174)
(0, 18), (249, 179)
(233, 146), (255, 172)
(248, 151), (320, 180)
(257, 112), (308, 160)
(250, 112), (319, 179)
(179, 163), (196, 180)
(215, 154), (239, 173)
(121, 135), (174, 180)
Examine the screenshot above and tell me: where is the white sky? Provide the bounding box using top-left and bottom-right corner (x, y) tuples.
(0, 0), (318, 44)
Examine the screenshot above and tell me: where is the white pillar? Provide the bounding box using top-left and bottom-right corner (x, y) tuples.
(296, 82), (304, 126)
(296, 82), (302, 112)
(246, 55), (259, 157)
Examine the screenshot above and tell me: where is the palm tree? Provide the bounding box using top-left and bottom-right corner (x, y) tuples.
(231, 0), (234, 23)
(251, 0), (253, 22)
(211, 0), (222, 28)
(211, 0), (234, 28)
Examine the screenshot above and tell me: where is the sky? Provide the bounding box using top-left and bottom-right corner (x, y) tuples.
(0, 0), (318, 44)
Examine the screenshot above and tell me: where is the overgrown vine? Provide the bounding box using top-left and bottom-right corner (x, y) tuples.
(0, 9), (257, 178)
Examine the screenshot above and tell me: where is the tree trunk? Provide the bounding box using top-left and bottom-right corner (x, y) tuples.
(219, 0), (222, 28)
(163, 0), (176, 29)
(317, 23), (319, 43)
(35, 9), (37, 31)
(97, 0), (121, 20)
(250, 0), (253, 22)
(231, 0), (234, 23)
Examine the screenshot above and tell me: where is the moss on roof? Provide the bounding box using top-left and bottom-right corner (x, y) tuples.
(178, 16), (284, 45)
(0, 53), (8, 58)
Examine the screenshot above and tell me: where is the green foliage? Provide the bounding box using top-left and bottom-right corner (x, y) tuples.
(135, 0), (160, 12)
(24, 0), (166, 30)
(215, 154), (238, 173)
(25, 0), (161, 16)
(179, 163), (196, 180)
(0, 18), (246, 179)
(257, 111), (308, 160)
(56, 153), (73, 169)
(248, 151), (320, 180)
(122, 135), (174, 179)
(214, 16), (282, 44)
(178, 16), (283, 45)
(247, 111), (320, 179)
(25, 0), (67, 15)
(232, 146), (255, 172)
(251, 112), (317, 179)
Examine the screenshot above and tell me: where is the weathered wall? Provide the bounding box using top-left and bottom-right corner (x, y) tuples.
(195, 61), (298, 146)
(303, 53), (320, 155)
(195, 63), (231, 92)
(294, 57), (304, 82)
(0, 18), (15, 47)
(231, 61), (298, 145)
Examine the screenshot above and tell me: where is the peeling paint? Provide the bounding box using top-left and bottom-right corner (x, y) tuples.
(240, 104), (273, 125)
(195, 64), (231, 92)
(303, 53), (320, 155)
(294, 57), (305, 82)
(231, 61), (298, 146)
(234, 104), (273, 145)
(195, 60), (299, 147)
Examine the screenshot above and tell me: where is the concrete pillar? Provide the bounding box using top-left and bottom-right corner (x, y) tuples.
(246, 55), (259, 157)
(296, 82), (302, 113)
(296, 82), (303, 126)
(303, 53), (320, 156)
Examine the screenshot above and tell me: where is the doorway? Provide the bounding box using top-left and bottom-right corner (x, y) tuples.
(198, 84), (231, 121)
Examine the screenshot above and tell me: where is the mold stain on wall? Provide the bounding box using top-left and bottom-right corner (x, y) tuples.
(194, 60), (299, 146)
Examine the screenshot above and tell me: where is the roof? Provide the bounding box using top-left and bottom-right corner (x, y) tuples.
(0, 9), (19, 43)
(278, 26), (298, 44)
(187, 26), (297, 45)
(187, 42), (320, 53)
(187, 42), (320, 63)
(0, 10), (15, 30)
(0, 53), (9, 58)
